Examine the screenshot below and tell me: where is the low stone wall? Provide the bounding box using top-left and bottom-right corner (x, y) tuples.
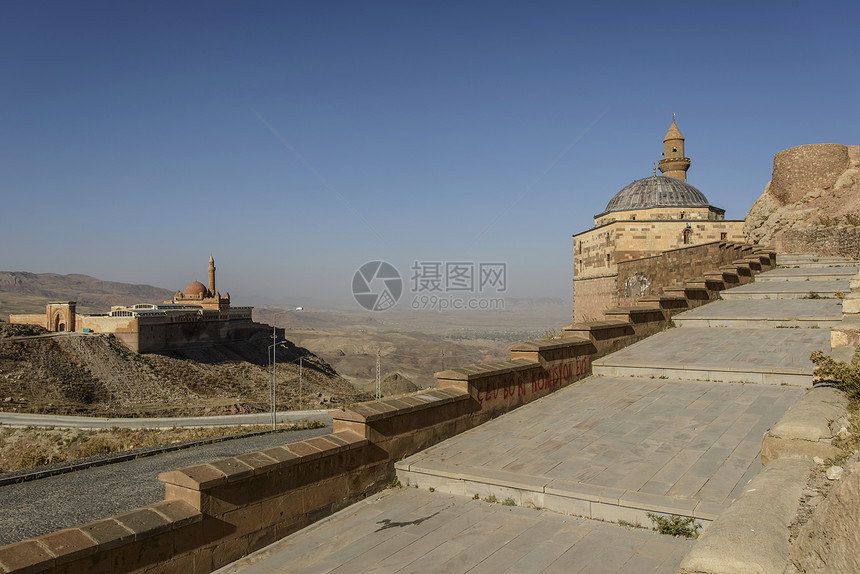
(761, 386), (848, 465)
(776, 225), (860, 259)
(573, 242), (768, 322)
(0, 245), (777, 574)
(615, 241), (754, 308)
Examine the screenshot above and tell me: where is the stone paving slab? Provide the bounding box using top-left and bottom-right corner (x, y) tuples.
(776, 254), (859, 267)
(215, 489), (694, 574)
(673, 299), (843, 328)
(395, 377), (801, 526)
(592, 327), (829, 385)
(755, 267), (857, 282)
(719, 280), (849, 300)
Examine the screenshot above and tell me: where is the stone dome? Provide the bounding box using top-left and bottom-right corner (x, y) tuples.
(598, 175), (710, 217)
(185, 281), (208, 297)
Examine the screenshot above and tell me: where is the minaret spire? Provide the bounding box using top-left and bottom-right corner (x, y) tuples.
(208, 255), (216, 297)
(658, 116), (691, 182)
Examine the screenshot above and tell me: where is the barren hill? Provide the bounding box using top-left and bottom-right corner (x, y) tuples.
(0, 271), (175, 316)
(744, 144), (860, 256)
(0, 321), (369, 417)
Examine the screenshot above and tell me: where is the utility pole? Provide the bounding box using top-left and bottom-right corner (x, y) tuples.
(271, 326), (277, 430)
(376, 348), (381, 400)
(298, 357), (303, 411)
(441, 350), (445, 371)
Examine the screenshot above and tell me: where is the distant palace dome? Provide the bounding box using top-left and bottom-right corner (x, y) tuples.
(597, 175), (710, 217)
(185, 281), (208, 297)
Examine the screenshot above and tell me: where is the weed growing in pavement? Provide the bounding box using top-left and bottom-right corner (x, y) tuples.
(617, 520), (644, 529)
(647, 513), (701, 538)
(484, 495), (498, 504)
(502, 497), (516, 507)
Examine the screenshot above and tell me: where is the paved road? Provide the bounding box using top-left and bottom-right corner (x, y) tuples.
(0, 409), (332, 429)
(0, 425), (330, 545)
(216, 489), (694, 574)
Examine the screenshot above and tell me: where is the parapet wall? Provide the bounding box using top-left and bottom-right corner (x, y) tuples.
(0, 244), (776, 574)
(574, 241), (758, 322)
(616, 241), (743, 307)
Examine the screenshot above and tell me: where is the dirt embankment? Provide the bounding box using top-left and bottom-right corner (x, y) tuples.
(0, 321), (369, 417)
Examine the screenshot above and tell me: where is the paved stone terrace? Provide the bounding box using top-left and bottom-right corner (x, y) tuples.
(592, 327), (830, 385)
(216, 489), (694, 574)
(719, 280), (849, 300)
(396, 377), (801, 522)
(754, 266), (857, 282)
(673, 299), (843, 328)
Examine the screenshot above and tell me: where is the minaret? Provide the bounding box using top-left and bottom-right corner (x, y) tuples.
(658, 114), (691, 182)
(208, 256), (216, 297)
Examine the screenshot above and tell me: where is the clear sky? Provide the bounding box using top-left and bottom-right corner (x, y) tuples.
(1, 1), (858, 308)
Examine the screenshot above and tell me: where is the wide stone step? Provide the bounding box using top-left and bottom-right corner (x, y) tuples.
(777, 254), (859, 268)
(720, 279), (849, 300)
(673, 299), (843, 329)
(591, 327), (829, 386)
(756, 267), (857, 282)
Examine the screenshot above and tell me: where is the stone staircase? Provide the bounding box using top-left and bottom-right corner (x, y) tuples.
(592, 254), (856, 385)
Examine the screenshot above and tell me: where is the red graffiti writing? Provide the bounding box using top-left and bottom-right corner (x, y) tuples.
(474, 357), (589, 405)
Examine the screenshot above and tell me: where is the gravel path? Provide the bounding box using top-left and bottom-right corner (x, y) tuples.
(0, 425), (331, 545)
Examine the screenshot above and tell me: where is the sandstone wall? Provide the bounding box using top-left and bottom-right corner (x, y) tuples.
(7, 314), (47, 329)
(572, 275), (615, 323)
(615, 241), (739, 306)
(776, 225), (860, 259)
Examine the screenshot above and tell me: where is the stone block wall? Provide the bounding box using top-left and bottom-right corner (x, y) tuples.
(615, 241), (739, 307)
(572, 274), (615, 323)
(776, 225), (860, 259)
(574, 241), (762, 319)
(6, 313), (47, 329)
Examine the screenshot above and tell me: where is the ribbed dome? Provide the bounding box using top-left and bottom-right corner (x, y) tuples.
(185, 281), (208, 297)
(598, 175), (710, 216)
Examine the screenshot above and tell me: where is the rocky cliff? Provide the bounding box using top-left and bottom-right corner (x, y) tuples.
(744, 144), (860, 256)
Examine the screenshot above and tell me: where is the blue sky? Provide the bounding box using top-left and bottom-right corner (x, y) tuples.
(1, 1), (858, 308)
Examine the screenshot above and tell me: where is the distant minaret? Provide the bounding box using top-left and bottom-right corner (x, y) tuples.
(208, 256), (216, 296)
(658, 114), (691, 182)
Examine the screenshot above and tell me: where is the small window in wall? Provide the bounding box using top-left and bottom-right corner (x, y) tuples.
(672, 147), (677, 152)
(680, 210), (685, 219)
(720, 232), (727, 240)
(606, 253), (611, 266)
(631, 214), (636, 220)
(683, 228), (692, 245)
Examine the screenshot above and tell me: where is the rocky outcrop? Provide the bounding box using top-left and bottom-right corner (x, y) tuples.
(744, 144), (860, 256)
(788, 455), (860, 573)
